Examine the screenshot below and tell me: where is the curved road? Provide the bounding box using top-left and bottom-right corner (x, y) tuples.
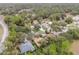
(0, 15), (9, 53)
(0, 16), (8, 44)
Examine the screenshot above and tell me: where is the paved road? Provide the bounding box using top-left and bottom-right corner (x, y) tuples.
(0, 15), (9, 53)
(0, 16), (8, 44)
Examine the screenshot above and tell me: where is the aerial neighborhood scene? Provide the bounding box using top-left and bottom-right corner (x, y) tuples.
(0, 3), (79, 55)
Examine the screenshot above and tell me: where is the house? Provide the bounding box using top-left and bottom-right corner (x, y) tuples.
(33, 20), (39, 25)
(41, 22), (51, 33)
(64, 10), (73, 19)
(73, 15), (79, 22)
(19, 39), (35, 53)
(73, 15), (79, 27)
(33, 33), (43, 47)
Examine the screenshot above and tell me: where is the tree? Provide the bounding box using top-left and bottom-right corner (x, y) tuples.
(48, 43), (57, 55)
(67, 29), (79, 39)
(65, 17), (73, 24)
(55, 36), (71, 55)
(49, 13), (62, 21)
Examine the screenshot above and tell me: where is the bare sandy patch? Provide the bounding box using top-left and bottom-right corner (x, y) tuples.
(70, 40), (79, 55)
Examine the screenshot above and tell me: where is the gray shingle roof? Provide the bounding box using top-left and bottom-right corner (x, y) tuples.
(19, 40), (35, 53)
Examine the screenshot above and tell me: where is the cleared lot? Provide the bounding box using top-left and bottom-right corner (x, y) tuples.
(70, 40), (79, 55)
